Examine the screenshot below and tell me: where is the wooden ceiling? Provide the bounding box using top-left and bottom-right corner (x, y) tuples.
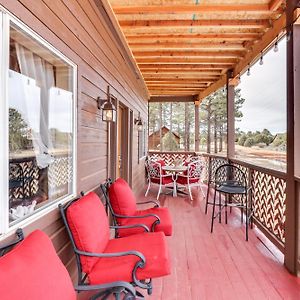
(108, 0), (286, 99)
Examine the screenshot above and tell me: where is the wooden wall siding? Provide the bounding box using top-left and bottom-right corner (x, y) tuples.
(0, 0), (148, 280)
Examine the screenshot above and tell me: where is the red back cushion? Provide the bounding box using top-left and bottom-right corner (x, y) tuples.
(184, 161), (196, 176)
(66, 192), (109, 274)
(0, 230), (76, 300)
(109, 178), (137, 215)
(157, 160), (166, 175)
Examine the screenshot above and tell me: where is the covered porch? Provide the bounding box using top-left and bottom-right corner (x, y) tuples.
(1, 0), (300, 299)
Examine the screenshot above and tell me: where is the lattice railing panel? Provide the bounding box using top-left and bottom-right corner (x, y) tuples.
(251, 170), (286, 243)
(148, 152), (194, 166)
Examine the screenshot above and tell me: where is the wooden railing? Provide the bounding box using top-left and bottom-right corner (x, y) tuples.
(148, 151), (286, 251)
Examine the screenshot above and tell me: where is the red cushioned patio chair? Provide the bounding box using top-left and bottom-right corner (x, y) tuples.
(100, 178), (173, 238)
(145, 160), (175, 199)
(176, 158), (206, 201)
(0, 229), (137, 300)
(59, 192), (171, 297)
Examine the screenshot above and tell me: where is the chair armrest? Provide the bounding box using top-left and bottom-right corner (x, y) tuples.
(136, 200), (160, 207)
(75, 281), (137, 298)
(113, 213), (161, 232)
(110, 224), (150, 232)
(114, 213), (160, 223)
(0, 228), (24, 256)
(75, 249), (146, 264)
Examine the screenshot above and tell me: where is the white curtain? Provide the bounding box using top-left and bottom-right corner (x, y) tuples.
(15, 43), (55, 168)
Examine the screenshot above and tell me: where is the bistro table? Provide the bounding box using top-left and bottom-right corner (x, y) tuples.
(162, 165), (188, 197)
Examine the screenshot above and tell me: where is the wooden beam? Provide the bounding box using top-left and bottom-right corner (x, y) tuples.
(126, 33), (261, 41)
(113, 4), (271, 14)
(143, 74), (219, 79)
(136, 57), (237, 64)
(140, 68), (222, 74)
(138, 63), (228, 69)
(129, 42), (246, 50)
(119, 19), (270, 29)
(149, 95), (197, 102)
(233, 12), (286, 77)
(199, 75), (227, 100)
(269, 0), (284, 11)
(146, 83), (212, 86)
(133, 50), (245, 58)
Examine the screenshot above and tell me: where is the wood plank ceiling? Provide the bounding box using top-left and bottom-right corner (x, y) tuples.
(108, 0), (286, 99)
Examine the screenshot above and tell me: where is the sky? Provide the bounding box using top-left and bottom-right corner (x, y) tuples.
(237, 38), (286, 134)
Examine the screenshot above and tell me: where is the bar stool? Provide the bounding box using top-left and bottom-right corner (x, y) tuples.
(210, 164), (253, 241)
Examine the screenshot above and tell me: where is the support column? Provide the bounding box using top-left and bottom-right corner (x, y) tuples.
(226, 71), (235, 159)
(285, 0), (299, 274)
(195, 101), (200, 152)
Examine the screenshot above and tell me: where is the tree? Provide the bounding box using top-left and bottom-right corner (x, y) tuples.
(9, 108), (32, 152)
(200, 87), (245, 154)
(244, 137), (255, 147)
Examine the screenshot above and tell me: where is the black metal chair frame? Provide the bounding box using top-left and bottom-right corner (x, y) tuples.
(100, 178), (161, 237)
(205, 157), (228, 215)
(59, 197), (154, 297)
(0, 229), (137, 300)
(210, 164), (253, 241)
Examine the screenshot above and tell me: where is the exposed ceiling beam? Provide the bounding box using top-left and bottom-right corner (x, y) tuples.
(140, 68), (222, 74)
(129, 42), (246, 50)
(145, 78), (215, 82)
(126, 33), (261, 41)
(233, 12), (285, 77)
(198, 75), (227, 100)
(138, 63), (228, 69)
(136, 57), (237, 64)
(149, 95), (198, 102)
(199, 12), (285, 100)
(143, 74), (219, 79)
(133, 50), (245, 58)
(113, 4), (272, 14)
(119, 19), (270, 29)
(269, 0), (285, 11)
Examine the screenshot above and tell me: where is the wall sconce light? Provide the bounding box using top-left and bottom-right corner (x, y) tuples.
(134, 112), (143, 131)
(97, 86), (117, 122)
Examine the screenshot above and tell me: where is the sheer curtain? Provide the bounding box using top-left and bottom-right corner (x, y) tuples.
(15, 43), (54, 169)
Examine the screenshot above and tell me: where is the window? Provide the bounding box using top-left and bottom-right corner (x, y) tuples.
(234, 38), (286, 172)
(0, 12), (76, 234)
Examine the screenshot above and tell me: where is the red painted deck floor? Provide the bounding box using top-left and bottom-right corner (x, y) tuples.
(139, 185), (300, 300)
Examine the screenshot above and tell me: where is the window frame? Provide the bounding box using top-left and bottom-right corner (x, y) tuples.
(0, 9), (77, 237)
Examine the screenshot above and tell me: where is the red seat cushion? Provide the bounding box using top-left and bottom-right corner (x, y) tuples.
(117, 207), (173, 237)
(0, 230), (76, 300)
(66, 192), (110, 274)
(109, 178), (137, 215)
(150, 175), (173, 185)
(177, 176), (200, 185)
(88, 232), (171, 285)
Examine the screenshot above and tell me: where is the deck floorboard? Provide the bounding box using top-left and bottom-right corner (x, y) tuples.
(139, 185), (300, 300)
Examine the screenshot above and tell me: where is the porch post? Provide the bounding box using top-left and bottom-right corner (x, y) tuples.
(194, 101), (200, 152)
(285, 0), (299, 274)
(226, 70), (235, 159)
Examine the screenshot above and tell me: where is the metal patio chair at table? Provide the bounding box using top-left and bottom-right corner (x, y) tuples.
(145, 159), (175, 200)
(101, 178), (173, 238)
(59, 191), (171, 297)
(0, 229), (137, 300)
(176, 159), (206, 201)
(210, 164), (253, 241)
